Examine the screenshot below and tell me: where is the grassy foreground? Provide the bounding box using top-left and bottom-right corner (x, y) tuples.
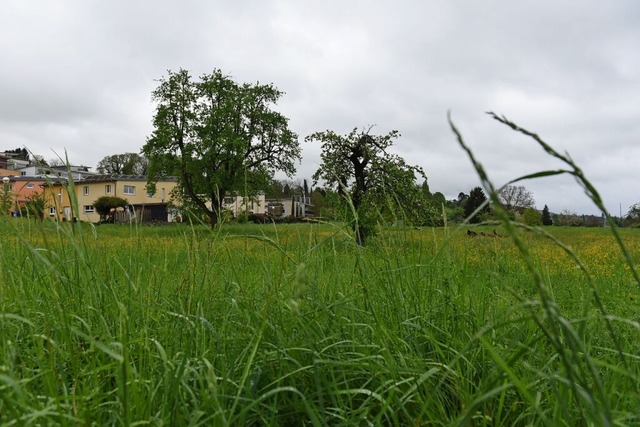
(1, 219), (640, 426)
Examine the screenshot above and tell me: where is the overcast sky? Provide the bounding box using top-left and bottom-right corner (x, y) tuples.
(1, 1), (638, 216)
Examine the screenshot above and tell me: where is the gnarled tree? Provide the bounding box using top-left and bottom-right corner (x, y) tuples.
(143, 69), (300, 226)
(306, 127), (426, 245)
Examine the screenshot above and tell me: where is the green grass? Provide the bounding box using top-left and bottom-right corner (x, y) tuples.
(1, 218), (640, 426)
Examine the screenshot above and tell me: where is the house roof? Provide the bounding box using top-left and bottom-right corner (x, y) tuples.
(80, 174), (178, 183)
(47, 174), (179, 185)
(2, 176), (48, 182)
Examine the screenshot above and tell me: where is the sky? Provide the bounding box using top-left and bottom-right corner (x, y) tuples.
(1, 1), (639, 216)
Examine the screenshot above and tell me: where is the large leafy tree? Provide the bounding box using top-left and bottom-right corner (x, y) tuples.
(306, 127), (426, 245)
(96, 153), (148, 175)
(143, 69), (300, 226)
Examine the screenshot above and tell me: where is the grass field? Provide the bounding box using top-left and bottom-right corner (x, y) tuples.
(1, 218), (639, 425)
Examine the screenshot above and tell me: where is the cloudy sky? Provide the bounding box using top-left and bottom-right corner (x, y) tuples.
(1, 1), (638, 216)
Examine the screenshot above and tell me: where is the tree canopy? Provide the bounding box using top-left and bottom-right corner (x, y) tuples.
(464, 186), (491, 223)
(542, 204), (553, 225)
(3, 148), (29, 161)
(93, 196), (128, 222)
(498, 185), (535, 213)
(96, 153), (148, 175)
(306, 127), (427, 244)
(143, 69), (300, 226)
(23, 192), (46, 221)
(522, 207), (542, 226)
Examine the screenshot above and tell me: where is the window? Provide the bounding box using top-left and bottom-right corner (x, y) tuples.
(224, 197), (234, 205)
(83, 186), (89, 196)
(20, 171), (26, 176)
(84, 205), (94, 213)
(26, 183), (34, 189)
(105, 184), (112, 194)
(49, 207), (56, 217)
(124, 185), (135, 195)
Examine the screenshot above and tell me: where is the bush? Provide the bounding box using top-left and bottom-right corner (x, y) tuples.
(93, 196), (128, 222)
(237, 211), (249, 224)
(522, 207), (542, 226)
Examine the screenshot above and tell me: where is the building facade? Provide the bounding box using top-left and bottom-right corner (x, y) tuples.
(0, 175), (49, 216)
(47, 175), (179, 223)
(221, 193), (267, 218)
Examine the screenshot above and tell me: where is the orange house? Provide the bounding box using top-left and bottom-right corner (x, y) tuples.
(0, 175), (48, 215)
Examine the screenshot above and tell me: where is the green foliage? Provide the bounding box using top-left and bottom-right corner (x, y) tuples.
(93, 196), (129, 222)
(143, 68), (300, 227)
(626, 202), (640, 224)
(264, 178), (303, 199)
(308, 189), (325, 217)
(463, 186), (491, 223)
(406, 180), (445, 226)
(431, 191), (446, 206)
(306, 127), (428, 244)
(522, 206), (542, 226)
(96, 152), (148, 175)
(237, 210), (249, 224)
(1, 181), (14, 215)
(309, 188), (344, 220)
(24, 191), (46, 221)
(542, 204), (553, 225)
(3, 147), (29, 161)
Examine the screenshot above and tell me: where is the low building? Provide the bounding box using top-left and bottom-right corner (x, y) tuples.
(221, 193), (266, 217)
(265, 195), (312, 219)
(18, 164), (95, 180)
(0, 153), (29, 171)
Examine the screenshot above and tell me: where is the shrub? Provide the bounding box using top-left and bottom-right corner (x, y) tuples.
(522, 207), (542, 226)
(93, 196), (128, 222)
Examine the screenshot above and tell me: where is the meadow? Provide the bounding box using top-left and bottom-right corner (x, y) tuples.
(1, 218), (639, 426)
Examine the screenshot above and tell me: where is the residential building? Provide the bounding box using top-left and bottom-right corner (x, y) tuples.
(0, 153), (29, 170)
(47, 175), (179, 223)
(17, 164), (95, 180)
(221, 193), (266, 217)
(265, 195), (312, 219)
(2, 176), (49, 215)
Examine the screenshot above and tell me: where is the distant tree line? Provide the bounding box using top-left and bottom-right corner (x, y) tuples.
(6, 66), (628, 243)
